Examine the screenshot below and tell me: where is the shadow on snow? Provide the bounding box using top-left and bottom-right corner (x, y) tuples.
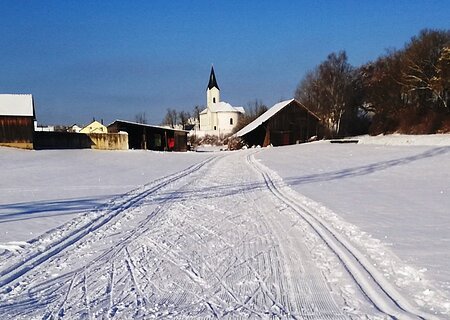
(1, 146), (448, 221)
(0, 196), (115, 223)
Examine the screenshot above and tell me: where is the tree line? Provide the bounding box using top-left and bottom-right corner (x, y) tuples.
(295, 29), (450, 137)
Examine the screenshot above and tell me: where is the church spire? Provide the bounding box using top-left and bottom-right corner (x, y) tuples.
(207, 65), (220, 90)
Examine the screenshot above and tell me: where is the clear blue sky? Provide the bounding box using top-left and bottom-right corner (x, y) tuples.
(1, 1), (449, 125)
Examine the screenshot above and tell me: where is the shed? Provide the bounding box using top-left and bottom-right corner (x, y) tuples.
(108, 120), (188, 151)
(0, 94), (35, 149)
(235, 99), (321, 147)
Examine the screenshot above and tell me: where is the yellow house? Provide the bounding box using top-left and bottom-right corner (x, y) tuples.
(80, 120), (107, 134)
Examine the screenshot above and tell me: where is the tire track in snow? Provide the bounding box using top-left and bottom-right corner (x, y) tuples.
(247, 152), (439, 320)
(0, 156), (216, 292)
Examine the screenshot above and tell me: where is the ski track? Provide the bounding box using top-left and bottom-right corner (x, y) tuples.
(0, 156), (217, 289)
(0, 150), (437, 319)
(247, 152), (440, 320)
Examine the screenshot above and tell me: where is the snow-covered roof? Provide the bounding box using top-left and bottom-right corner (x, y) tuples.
(234, 106), (245, 113)
(200, 102), (245, 115)
(235, 99), (319, 137)
(0, 94), (34, 117)
(235, 99), (293, 137)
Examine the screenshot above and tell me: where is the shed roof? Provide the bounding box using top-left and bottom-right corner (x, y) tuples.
(0, 94), (35, 117)
(235, 99), (320, 137)
(108, 120), (190, 133)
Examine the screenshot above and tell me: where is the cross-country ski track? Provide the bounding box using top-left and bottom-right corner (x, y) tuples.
(0, 150), (441, 319)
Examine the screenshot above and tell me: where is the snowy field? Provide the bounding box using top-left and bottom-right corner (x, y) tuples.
(0, 135), (449, 319)
(0, 149), (211, 242)
(257, 134), (450, 316)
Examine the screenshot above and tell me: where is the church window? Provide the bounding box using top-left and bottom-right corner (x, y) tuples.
(213, 97), (216, 103)
(214, 126), (217, 130)
(230, 118), (233, 125)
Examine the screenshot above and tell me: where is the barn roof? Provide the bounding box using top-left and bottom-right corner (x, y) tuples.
(200, 102), (245, 114)
(108, 120), (190, 133)
(235, 99), (320, 137)
(0, 94), (35, 117)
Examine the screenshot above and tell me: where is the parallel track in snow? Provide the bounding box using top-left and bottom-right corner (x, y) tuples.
(247, 152), (439, 320)
(0, 156), (217, 292)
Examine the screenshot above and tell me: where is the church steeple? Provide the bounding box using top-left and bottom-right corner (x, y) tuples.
(206, 65), (220, 107)
(207, 66), (220, 90)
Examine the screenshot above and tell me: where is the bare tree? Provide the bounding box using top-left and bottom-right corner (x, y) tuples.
(162, 108), (178, 128)
(232, 99), (268, 133)
(246, 99), (268, 118)
(432, 46), (450, 109)
(192, 105), (202, 122)
(295, 51), (357, 136)
(135, 112), (148, 124)
(400, 30), (450, 111)
(178, 110), (191, 129)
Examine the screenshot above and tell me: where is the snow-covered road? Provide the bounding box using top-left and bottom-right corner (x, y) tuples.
(0, 149), (441, 319)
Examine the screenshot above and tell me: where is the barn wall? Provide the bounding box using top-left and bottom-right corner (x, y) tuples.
(34, 132), (129, 150)
(88, 133), (128, 150)
(174, 131), (188, 152)
(0, 116), (34, 149)
(241, 125), (267, 147)
(240, 101), (322, 148)
(267, 103), (319, 146)
(34, 132), (93, 149)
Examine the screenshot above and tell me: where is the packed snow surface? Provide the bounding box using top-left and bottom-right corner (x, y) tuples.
(0, 134), (449, 319)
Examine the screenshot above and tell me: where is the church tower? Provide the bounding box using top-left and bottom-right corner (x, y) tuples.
(206, 66), (220, 108)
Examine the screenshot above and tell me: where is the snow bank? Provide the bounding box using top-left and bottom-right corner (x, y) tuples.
(354, 133), (450, 146)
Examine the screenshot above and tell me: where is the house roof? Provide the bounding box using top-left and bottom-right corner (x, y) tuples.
(83, 120), (105, 128)
(235, 99), (320, 137)
(200, 101), (245, 114)
(207, 66), (220, 90)
(0, 94), (35, 117)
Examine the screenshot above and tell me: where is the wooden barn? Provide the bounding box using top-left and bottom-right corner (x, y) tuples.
(0, 94), (35, 149)
(235, 99), (322, 147)
(108, 120), (188, 152)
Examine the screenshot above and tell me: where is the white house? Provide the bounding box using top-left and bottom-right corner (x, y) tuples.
(199, 67), (244, 136)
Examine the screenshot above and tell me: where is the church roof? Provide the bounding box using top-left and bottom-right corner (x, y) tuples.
(200, 102), (245, 114)
(207, 66), (220, 90)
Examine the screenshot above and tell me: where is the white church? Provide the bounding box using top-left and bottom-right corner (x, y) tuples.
(199, 67), (245, 136)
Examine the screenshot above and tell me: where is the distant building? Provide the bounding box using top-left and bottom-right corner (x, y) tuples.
(235, 99), (322, 147)
(80, 120), (107, 134)
(67, 124), (82, 133)
(199, 67), (245, 136)
(34, 124), (55, 132)
(0, 94), (35, 149)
